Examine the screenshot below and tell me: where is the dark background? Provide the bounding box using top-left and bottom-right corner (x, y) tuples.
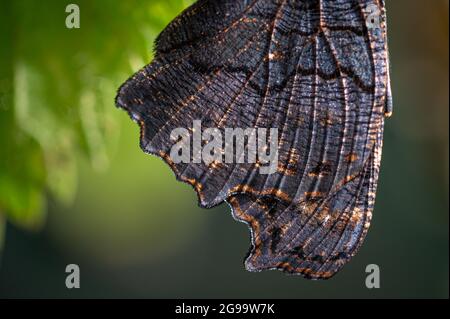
(0, 0), (448, 298)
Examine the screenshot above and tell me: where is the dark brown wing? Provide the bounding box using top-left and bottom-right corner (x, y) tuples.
(227, 121), (384, 279)
(115, 0), (391, 208)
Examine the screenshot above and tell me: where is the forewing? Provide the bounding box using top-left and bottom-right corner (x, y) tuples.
(115, 0), (390, 208)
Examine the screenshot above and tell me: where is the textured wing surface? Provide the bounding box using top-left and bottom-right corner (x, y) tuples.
(228, 121), (384, 279)
(116, 0), (391, 278)
(116, 0), (390, 208)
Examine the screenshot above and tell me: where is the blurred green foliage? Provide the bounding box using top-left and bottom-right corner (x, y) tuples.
(0, 0), (193, 242)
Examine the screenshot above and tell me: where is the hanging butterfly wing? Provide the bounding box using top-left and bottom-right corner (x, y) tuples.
(116, 0), (391, 278)
(116, 0), (391, 208)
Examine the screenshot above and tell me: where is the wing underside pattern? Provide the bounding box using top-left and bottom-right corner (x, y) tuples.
(116, 0), (391, 279)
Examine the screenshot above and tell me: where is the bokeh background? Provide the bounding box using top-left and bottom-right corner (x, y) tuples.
(0, 0), (448, 298)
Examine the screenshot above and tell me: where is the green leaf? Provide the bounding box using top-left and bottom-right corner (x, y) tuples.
(0, 1), (46, 230)
(0, 128), (46, 230)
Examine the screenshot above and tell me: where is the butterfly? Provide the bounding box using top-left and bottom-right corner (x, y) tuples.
(116, 0), (392, 279)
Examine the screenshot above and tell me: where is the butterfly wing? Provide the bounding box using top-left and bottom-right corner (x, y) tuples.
(228, 121), (384, 279)
(116, 0), (391, 209)
(116, 0), (391, 278)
